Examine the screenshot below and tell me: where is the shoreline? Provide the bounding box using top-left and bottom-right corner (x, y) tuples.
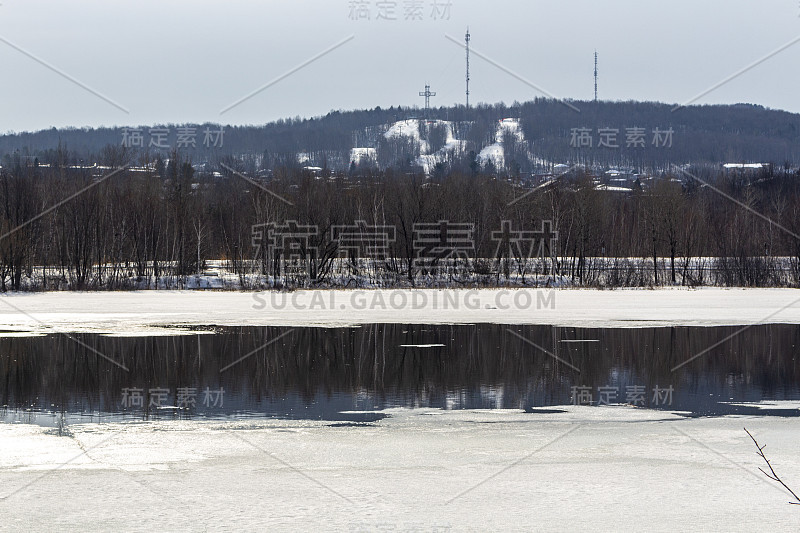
(0, 287), (799, 335)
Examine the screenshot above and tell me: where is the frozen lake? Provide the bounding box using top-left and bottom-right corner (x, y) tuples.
(3, 323), (800, 426)
(3, 316), (800, 530)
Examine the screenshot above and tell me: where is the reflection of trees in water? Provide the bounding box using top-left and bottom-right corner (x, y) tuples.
(1, 324), (799, 414)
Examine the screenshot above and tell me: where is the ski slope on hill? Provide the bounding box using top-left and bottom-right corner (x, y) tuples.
(350, 117), (548, 174)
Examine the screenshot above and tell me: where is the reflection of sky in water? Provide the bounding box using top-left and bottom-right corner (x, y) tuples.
(1, 324), (800, 425)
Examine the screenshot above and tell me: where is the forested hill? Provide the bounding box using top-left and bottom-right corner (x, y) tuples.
(1, 99), (799, 174)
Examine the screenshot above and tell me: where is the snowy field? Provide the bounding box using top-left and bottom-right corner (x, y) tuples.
(1, 407), (799, 531)
(0, 287), (799, 336)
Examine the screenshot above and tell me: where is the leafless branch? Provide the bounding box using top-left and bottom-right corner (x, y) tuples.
(744, 427), (800, 505)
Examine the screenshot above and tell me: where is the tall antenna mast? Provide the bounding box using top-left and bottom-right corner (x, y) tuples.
(594, 50), (598, 102)
(419, 83), (436, 117)
(465, 28), (471, 108)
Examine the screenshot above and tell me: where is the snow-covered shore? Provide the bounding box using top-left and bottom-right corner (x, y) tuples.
(1, 407), (799, 531)
(0, 287), (799, 336)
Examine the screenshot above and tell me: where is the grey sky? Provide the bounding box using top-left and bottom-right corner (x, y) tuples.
(0, 0), (798, 133)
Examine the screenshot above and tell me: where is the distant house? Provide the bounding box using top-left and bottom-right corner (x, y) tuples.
(723, 163), (766, 170)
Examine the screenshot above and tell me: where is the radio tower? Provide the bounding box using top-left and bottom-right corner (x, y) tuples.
(465, 28), (471, 108)
(594, 50), (598, 102)
(419, 83), (436, 117)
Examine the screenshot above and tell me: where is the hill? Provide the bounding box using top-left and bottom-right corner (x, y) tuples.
(1, 99), (799, 175)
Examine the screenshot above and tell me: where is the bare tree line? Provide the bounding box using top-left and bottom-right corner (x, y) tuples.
(1, 148), (800, 291)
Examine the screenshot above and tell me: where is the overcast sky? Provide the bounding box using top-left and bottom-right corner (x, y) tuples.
(1, 0), (799, 133)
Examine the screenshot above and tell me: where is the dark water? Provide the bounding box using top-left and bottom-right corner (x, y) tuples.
(2, 324), (799, 426)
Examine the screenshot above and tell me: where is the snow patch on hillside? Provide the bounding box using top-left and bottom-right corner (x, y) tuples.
(495, 117), (525, 144)
(349, 147), (377, 165)
(384, 119), (424, 147)
(371, 117), (547, 174)
(479, 118), (526, 169)
(478, 143), (505, 168)
(383, 119), (468, 174)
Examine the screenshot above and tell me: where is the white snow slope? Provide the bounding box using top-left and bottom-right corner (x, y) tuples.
(383, 119), (467, 174)
(479, 118), (527, 169)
